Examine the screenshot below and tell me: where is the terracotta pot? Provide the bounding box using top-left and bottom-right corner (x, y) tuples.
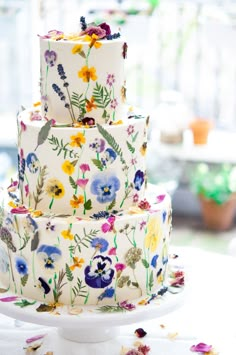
(189, 119), (213, 145)
(199, 194), (236, 231)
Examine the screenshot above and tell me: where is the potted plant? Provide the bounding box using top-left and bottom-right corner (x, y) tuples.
(191, 163), (236, 230)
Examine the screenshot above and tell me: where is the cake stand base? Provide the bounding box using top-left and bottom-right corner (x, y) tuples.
(58, 326), (120, 343)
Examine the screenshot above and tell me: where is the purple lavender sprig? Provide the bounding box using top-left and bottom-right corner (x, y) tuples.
(106, 32), (120, 40)
(80, 16), (87, 31)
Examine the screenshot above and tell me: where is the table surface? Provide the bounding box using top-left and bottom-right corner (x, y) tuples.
(0, 247), (236, 355)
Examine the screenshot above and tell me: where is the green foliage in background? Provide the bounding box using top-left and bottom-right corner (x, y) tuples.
(191, 163), (236, 205)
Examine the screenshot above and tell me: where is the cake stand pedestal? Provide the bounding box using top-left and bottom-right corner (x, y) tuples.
(0, 288), (185, 343)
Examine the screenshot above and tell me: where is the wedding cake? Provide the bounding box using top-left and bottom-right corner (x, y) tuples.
(0, 18), (172, 307)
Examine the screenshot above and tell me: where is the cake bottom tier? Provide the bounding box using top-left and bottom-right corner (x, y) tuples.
(0, 191), (171, 306)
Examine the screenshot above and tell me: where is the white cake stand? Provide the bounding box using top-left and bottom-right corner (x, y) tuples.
(0, 287), (185, 343)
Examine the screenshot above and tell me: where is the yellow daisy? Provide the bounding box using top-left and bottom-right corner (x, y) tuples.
(62, 160), (75, 175)
(61, 229), (74, 241)
(144, 217), (162, 252)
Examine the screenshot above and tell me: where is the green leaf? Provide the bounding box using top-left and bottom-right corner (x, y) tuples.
(69, 176), (77, 189)
(84, 199), (92, 210)
(126, 141), (135, 154)
(0, 288), (8, 293)
(36, 303), (55, 312)
(97, 304), (126, 313)
(149, 270), (154, 291)
(14, 299), (36, 308)
(21, 274), (29, 287)
(65, 263), (74, 282)
(132, 131), (139, 143)
(142, 259), (149, 268)
(91, 159), (104, 171)
(107, 199), (116, 211)
(35, 119), (53, 151)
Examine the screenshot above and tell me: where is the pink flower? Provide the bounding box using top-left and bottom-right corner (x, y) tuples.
(156, 194), (166, 203)
(30, 111), (42, 121)
(80, 164), (90, 174)
(106, 73), (115, 87)
(11, 206), (29, 214)
(190, 343), (213, 353)
(99, 22), (111, 36)
(101, 216), (116, 233)
(76, 178), (89, 190)
(20, 148), (24, 160)
(81, 25), (106, 39)
(139, 220), (147, 231)
(127, 125), (134, 136)
(119, 300), (136, 311)
(25, 184), (29, 197)
(115, 263), (126, 272)
(108, 247), (117, 255)
(131, 157), (137, 166)
(26, 334), (46, 344)
(0, 296), (18, 302)
(20, 121), (27, 131)
(110, 98), (118, 110)
(138, 199), (151, 210)
(133, 193), (139, 203)
(7, 180), (18, 192)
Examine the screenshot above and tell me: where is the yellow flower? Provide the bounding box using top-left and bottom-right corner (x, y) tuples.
(33, 101), (41, 107)
(70, 257), (85, 271)
(70, 195), (84, 209)
(144, 217), (162, 252)
(30, 209), (43, 217)
(86, 96), (97, 112)
(78, 66), (97, 83)
(70, 132), (86, 147)
(61, 229), (74, 240)
(112, 120), (123, 125)
(83, 34), (102, 49)
(8, 201), (17, 208)
(45, 178), (65, 199)
(71, 44), (83, 54)
(62, 160), (75, 175)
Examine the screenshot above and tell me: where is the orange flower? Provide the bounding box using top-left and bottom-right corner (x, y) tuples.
(70, 195), (84, 209)
(86, 96), (97, 112)
(83, 34), (102, 49)
(70, 132), (86, 147)
(70, 256), (85, 271)
(78, 66), (97, 82)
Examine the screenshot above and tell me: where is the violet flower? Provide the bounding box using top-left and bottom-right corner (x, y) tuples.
(119, 300), (136, 311)
(190, 343), (213, 353)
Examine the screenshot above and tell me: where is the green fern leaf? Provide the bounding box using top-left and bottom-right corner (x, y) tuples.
(66, 263), (74, 282)
(126, 141), (135, 154)
(21, 274), (29, 287)
(91, 159), (104, 171)
(69, 176), (77, 190)
(107, 199), (116, 211)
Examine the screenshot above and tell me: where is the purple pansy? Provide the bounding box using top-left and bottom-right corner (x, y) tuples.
(89, 138), (105, 153)
(84, 255), (114, 288)
(133, 170), (144, 191)
(91, 174), (120, 203)
(81, 25), (106, 39)
(99, 22), (111, 36)
(15, 256), (28, 275)
(44, 50), (57, 67)
(26, 153), (40, 173)
(91, 238), (109, 253)
(37, 244), (61, 269)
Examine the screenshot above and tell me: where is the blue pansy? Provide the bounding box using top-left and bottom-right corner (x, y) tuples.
(15, 256), (28, 275)
(26, 153), (40, 173)
(133, 170), (144, 191)
(91, 174), (120, 203)
(91, 238), (109, 253)
(101, 148), (117, 167)
(85, 255), (114, 288)
(98, 287), (115, 301)
(151, 254), (159, 268)
(37, 244), (62, 269)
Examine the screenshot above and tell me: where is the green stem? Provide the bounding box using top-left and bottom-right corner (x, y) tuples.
(49, 197), (54, 210)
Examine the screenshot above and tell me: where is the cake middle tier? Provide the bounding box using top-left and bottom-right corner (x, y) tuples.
(18, 109), (148, 217)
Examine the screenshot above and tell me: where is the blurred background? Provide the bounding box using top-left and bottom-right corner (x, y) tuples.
(1, 0), (236, 254)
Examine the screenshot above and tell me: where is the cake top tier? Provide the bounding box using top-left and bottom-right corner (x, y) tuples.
(40, 17), (127, 125)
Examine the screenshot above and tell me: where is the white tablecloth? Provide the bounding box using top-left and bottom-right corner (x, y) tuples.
(1, 247), (236, 355)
